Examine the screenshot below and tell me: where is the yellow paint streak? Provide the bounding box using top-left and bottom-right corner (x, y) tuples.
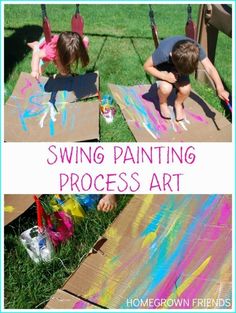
(164, 256), (212, 308)
(99, 279), (118, 304)
(142, 232), (156, 248)
(86, 226), (122, 304)
(127, 95), (144, 124)
(106, 226), (120, 239)
(112, 91), (122, 103)
(4, 206), (15, 213)
(132, 195), (154, 236)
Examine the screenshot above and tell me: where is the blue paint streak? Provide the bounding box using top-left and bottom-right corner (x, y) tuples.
(29, 93), (45, 108)
(125, 195), (220, 304)
(16, 103), (28, 131)
(122, 86), (159, 136)
(63, 90), (68, 100)
(140, 195), (219, 298)
(141, 213), (162, 236)
(49, 119), (55, 137)
(23, 108), (46, 118)
(61, 108), (67, 127)
(19, 114), (28, 131)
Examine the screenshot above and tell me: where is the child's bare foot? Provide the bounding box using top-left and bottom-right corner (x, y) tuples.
(175, 103), (185, 122)
(27, 41), (39, 50)
(160, 103), (171, 120)
(97, 195), (117, 212)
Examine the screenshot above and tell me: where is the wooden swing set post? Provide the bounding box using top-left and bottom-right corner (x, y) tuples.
(195, 4), (232, 89)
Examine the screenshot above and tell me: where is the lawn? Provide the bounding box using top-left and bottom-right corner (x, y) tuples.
(4, 3), (232, 309)
(4, 4), (232, 142)
(4, 194), (132, 309)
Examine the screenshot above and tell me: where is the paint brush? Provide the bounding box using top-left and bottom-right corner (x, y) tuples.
(225, 99), (232, 112)
(34, 195), (43, 233)
(36, 78), (44, 92)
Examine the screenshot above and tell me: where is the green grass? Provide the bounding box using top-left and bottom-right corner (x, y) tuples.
(4, 4), (232, 309)
(4, 4), (232, 141)
(4, 195), (132, 309)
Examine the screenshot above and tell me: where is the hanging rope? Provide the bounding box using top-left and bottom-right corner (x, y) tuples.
(148, 4), (159, 48)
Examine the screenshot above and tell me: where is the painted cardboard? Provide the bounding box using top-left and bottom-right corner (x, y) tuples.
(5, 72), (100, 142)
(62, 195), (232, 309)
(4, 194), (38, 226)
(45, 289), (98, 309)
(109, 83), (231, 142)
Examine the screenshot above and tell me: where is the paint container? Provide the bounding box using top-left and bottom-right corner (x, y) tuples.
(101, 94), (113, 107)
(100, 94), (116, 123)
(73, 195), (102, 212)
(20, 226), (54, 263)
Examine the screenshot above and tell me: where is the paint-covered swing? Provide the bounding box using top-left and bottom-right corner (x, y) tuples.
(4, 4), (100, 142)
(109, 4), (232, 142)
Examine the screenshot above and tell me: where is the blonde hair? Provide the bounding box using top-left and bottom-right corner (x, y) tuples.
(57, 31), (89, 75)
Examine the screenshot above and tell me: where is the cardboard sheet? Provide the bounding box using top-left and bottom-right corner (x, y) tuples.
(109, 83), (232, 142)
(4, 194), (38, 226)
(45, 289), (98, 309)
(5, 72), (100, 142)
(63, 195), (232, 309)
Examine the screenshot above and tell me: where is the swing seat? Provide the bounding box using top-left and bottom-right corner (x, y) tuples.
(71, 12), (84, 36)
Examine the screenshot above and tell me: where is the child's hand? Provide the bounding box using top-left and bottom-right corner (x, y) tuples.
(217, 89), (229, 102)
(165, 72), (177, 84)
(31, 71), (40, 80)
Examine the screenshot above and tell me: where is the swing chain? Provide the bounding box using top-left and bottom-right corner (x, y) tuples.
(41, 4), (47, 19)
(187, 4), (192, 21)
(149, 4), (155, 25)
(75, 4), (80, 15)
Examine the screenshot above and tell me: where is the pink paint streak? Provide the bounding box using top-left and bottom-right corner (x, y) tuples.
(73, 300), (87, 309)
(20, 79), (32, 96)
(185, 109), (208, 125)
(154, 199), (231, 307)
(135, 121), (140, 128)
(217, 201), (231, 225)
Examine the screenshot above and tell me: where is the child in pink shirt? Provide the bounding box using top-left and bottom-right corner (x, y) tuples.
(28, 31), (89, 79)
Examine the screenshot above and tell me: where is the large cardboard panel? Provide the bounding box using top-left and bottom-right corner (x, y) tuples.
(45, 289), (98, 309)
(109, 84), (231, 142)
(63, 195), (232, 309)
(4, 194), (38, 226)
(5, 72), (100, 142)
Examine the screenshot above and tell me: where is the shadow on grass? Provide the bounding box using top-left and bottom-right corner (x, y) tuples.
(4, 25), (42, 82)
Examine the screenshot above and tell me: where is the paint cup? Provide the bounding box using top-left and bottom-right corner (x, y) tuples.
(100, 95), (116, 123)
(20, 226), (54, 263)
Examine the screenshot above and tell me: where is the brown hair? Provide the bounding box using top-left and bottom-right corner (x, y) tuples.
(56, 31), (89, 75)
(171, 40), (199, 75)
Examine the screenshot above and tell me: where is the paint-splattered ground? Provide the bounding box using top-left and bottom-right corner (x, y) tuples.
(109, 84), (232, 142)
(60, 195), (232, 309)
(4, 72), (99, 142)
